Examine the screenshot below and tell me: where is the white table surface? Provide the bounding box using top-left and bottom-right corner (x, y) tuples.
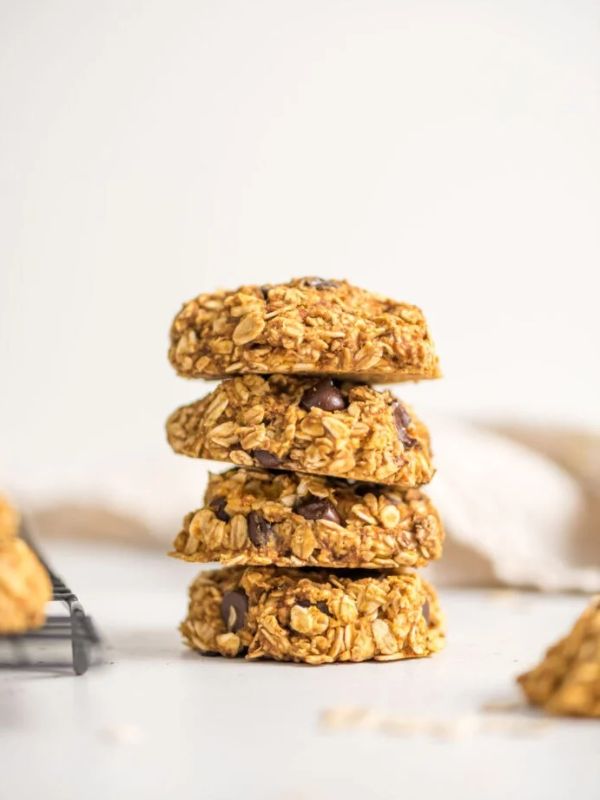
(1, 541), (598, 800)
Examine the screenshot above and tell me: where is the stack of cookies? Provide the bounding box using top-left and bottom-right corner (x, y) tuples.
(166, 277), (445, 664)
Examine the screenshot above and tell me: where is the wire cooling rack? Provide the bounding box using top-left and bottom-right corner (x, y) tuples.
(0, 529), (101, 675)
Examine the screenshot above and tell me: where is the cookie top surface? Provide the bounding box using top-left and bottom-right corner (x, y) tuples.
(166, 375), (434, 487)
(169, 277), (440, 382)
(172, 467), (444, 569)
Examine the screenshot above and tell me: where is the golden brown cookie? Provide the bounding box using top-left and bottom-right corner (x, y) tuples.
(166, 375), (434, 488)
(168, 277), (440, 382)
(518, 596), (600, 717)
(172, 467), (444, 569)
(0, 495), (20, 542)
(181, 566), (444, 664)
(0, 537), (52, 634)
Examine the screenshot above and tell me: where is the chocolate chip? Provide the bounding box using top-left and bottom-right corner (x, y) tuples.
(393, 401), (411, 430)
(398, 429), (418, 448)
(303, 277), (339, 289)
(354, 482), (379, 497)
(330, 568), (374, 580)
(220, 590), (248, 633)
(247, 511), (273, 547)
(252, 449), (281, 468)
(294, 496), (342, 524)
(209, 496), (230, 522)
(392, 401), (418, 449)
(259, 285), (270, 300)
(295, 598), (330, 616)
(422, 600), (430, 625)
(300, 378), (347, 412)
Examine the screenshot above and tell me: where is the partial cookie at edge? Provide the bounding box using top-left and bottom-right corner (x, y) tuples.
(0, 495), (20, 543)
(518, 596), (600, 718)
(0, 537), (52, 634)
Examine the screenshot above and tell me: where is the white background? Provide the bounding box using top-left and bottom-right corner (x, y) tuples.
(2, 7), (600, 796)
(1, 0), (599, 486)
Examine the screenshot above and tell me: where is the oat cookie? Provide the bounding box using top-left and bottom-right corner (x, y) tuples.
(169, 277), (440, 382)
(0, 537), (52, 634)
(0, 495), (19, 542)
(518, 596), (600, 717)
(166, 375), (434, 487)
(180, 566), (444, 664)
(172, 467), (444, 569)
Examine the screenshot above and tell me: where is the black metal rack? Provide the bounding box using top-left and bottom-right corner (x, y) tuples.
(0, 530), (101, 675)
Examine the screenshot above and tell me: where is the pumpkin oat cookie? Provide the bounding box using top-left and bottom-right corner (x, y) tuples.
(168, 277), (440, 382)
(172, 467), (444, 569)
(181, 566), (444, 664)
(0, 495), (19, 542)
(166, 375), (434, 487)
(518, 596), (600, 718)
(0, 537), (52, 634)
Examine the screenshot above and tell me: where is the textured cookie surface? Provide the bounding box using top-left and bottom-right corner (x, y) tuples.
(518, 596), (600, 717)
(166, 375), (434, 487)
(181, 566), (444, 664)
(172, 467), (444, 569)
(0, 495), (19, 543)
(0, 537), (52, 634)
(169, 277), (440, 382)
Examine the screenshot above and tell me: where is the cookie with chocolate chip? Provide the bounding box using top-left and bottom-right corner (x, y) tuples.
(180, 566), (444, 664)
(166, 375), (434, 487)
(168, 277), (440, 382)
(171, 468), (444, 569)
